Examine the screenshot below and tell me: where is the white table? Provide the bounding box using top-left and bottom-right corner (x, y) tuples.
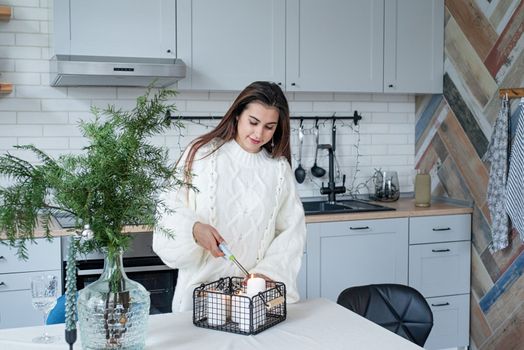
(0, 299), (423, 349)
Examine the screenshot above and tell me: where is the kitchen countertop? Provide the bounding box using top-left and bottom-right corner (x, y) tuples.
(305, 197), (473, 223)
(1, 197), (472, 239)
(0, 298), (423, 350)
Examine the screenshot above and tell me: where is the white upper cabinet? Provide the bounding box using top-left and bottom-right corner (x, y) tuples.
(176, 0), (285, 90)
(384, 0), (444, 93)
(286, 0), (383, 92)
(53, 0), (176, 59)
(176, 0), (444, 93)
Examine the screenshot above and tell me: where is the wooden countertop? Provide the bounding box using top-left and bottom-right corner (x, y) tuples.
(305, 197), (473, 223)
(2, 198), (471, 239)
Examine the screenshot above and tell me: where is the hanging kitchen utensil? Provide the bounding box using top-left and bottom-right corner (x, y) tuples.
(311, 121), (326, 178)
(294, 122), (306, 183)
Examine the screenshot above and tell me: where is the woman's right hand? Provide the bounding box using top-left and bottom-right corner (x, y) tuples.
(192, 222), (225, 257)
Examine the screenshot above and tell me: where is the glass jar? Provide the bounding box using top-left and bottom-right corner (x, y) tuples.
(373, 170), (400, 201)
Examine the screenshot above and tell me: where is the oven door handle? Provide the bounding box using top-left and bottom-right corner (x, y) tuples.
(77, 265), (172, 276)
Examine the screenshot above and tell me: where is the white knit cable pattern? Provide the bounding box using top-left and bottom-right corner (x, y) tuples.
(505, 99), (524, 242)
(208, 140), (219, 227)
(484, 98), (510, 252)
(256, 158), (286, 262)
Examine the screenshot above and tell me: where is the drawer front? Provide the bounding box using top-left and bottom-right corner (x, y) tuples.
(409, 241), (470, 297)
(0, 238), (61, 273)
(409, 214), (471, 244)
(0, 269), (62, 329)
(424, 294), (470, 350)
(0, 270), (62, 293)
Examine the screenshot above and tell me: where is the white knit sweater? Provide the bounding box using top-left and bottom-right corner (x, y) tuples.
(153, 139), (306, 312)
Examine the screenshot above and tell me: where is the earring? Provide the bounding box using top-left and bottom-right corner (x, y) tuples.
(271, 138), (275, 148)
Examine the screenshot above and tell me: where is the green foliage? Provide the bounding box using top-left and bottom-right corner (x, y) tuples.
(0, 88), (186, 259)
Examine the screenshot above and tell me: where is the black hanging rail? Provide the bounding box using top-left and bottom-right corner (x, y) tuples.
(167, 110), (363, 125)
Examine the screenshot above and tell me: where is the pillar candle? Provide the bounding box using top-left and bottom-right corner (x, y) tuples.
(206, 291), (228, 326)
(231, 293), (250, 332)
(246, 277), (266, 296)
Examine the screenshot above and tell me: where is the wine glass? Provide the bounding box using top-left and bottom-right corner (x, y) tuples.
(31, 274), (59, 343)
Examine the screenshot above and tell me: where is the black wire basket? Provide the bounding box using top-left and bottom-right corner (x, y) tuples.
(193, 277), (286, 335)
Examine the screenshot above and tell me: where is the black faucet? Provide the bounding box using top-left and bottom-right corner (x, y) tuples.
(318, 144), (346, 203)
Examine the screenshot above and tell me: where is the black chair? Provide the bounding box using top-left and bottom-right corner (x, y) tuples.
(337, 284), (433, 347)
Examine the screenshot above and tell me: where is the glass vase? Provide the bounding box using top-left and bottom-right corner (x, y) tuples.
(77, 249), (150, 350)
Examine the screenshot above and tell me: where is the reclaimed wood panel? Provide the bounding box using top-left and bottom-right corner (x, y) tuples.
(437, 110), (489, 207)
(492, 229), (524, 274)
(470, 292), (493, 349)
(444, 74), (490, 158)
(480, 302), (524, 350)
(446, 0), (498, 60)
(445, 17), (499, 109)
(472, 204), (494, 256)
(480, 243), (503, 283)
(472, 244), (496, 299)
(485, 1), (524, 78)
(489, 0), (518, 31)
(436, 156), (472, 202)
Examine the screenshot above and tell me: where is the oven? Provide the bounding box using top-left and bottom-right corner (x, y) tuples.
(61, 233), (178, 315)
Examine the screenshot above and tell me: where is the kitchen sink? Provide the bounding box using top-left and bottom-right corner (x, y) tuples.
(302, 199), (395, 215)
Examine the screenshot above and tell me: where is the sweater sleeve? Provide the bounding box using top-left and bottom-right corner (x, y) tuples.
(152, 147), (206, 269)
(250, 161), (306, 303)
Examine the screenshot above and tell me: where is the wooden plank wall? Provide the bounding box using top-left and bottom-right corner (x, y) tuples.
(415, 1), (524, 349)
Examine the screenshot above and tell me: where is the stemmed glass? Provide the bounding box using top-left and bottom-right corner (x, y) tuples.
(31, 274), (59, 343)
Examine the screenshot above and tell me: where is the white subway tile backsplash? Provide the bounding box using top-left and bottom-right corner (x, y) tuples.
(0, 72), (40, 85)
(0, 46), (41, 59)
(13, 7), (48, 21)
(18, 111), (68, 124)
(1, 20), (40, 34)
(18, 136), (68, 149)
(0, 33), (15, 45)
(68, 87), (117, 100)
(0, 59), (15, 71)
(0, 2), (417, 197)
(16, 85), (66, 98)
(15, 33), (48, 46)
(42, 99), (91, 112)
(0, 112), (17, 123)
(0, 124), (42, 136)
(15, 59), (48, 72)
(388, 102), (415, 113)
(0, 98), (40, 111)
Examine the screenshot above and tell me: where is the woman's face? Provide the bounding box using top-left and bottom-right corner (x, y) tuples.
(235, 102), (279, 153)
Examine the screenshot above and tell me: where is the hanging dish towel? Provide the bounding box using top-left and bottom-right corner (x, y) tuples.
(483, 97), (509, 252)
(505, 98), (524, 243)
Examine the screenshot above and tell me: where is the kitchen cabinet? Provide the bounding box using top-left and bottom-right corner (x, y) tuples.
(176, 0), (285, 90)
(383, 0), (444, 93)
(408, 214), (471, 350)
(0, 239), (62, 329)
(177, 0), (443, 93)
(306, 218), (408, 301)
(53, 0), (176, 59)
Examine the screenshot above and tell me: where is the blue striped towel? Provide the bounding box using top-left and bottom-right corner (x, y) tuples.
(505, 99), (524, 243)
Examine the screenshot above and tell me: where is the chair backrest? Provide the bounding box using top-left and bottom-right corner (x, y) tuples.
(337, 284), (433, 347)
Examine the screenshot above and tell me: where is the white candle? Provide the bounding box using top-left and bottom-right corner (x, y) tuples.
(207, 291), (228, 326)
(246, 277), (266, 296)
(232, 293), (251, 332)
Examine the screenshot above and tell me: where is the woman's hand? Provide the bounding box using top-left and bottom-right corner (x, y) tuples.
(192, 222), (225, 257)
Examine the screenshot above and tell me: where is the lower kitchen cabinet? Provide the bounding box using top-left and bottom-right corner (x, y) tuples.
(0, 239), (62, 329)
(408, 214), (471, 350)
(306, 218), (408, 301)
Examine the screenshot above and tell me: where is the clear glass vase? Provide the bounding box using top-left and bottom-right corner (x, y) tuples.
(78, 249), (150, 350)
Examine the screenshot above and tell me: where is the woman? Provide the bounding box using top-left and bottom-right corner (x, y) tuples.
(153, 81), (306, 312)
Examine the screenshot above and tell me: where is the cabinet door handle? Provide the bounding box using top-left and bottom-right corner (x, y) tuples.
(0, 256), (5, 260)
(0, 281), (5, 286)
(349, 226), (370, 230)
(432, 227), (451, 231)
(431, 249), (451, 253)
(431, 302), (450, 307)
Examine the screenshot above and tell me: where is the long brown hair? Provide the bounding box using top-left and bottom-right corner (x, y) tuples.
(183, 81), (291, 176)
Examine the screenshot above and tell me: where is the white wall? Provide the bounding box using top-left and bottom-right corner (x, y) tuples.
(0, 0), (415, 198)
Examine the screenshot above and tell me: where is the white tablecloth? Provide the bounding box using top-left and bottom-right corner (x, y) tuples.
(0, 298), (422, 349)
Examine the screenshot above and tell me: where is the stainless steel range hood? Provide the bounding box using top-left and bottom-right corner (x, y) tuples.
(50, 55), (186, 87)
